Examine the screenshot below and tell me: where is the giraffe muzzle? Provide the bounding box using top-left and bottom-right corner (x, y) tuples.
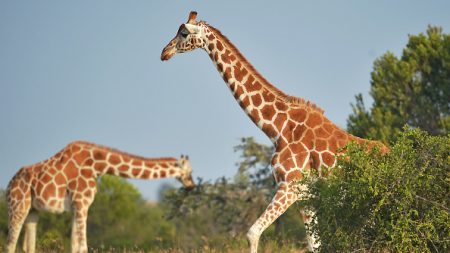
(160, 50), (173, 61)
(185, 184), (195, 191)
(161, 40), (177, 61)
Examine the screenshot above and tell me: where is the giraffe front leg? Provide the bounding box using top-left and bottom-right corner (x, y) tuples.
(22, 211), (39, 253)
(71, 206), (89, 253)
(70, 210), (80, 253)
(246, 182), (299, 253)
(71, 187), (95, 253)
(70, 175), (96, 253)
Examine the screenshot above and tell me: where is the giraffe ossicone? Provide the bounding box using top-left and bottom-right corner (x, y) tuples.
(161, 11), (388, 252)
(6, 141), (195, 253)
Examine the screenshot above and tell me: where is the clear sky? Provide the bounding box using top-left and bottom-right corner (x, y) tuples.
(1, 1), (449, 200)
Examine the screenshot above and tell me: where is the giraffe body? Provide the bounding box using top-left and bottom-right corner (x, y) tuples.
(6, 141), (195, 253)
(162, 11), (388, 252)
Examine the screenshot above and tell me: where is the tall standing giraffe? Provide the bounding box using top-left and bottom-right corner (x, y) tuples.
(5, 141), (195, 253)
(161, 11), (388, 252)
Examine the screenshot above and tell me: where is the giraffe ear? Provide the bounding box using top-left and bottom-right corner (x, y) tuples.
(187, 11), (197, 24)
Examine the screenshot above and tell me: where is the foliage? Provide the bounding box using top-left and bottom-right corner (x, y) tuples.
(37, 229), (65, 253)
(87, 175), (176, 250)
(36, 210), (71, 251)
(347, 26), (450, 143)
(0, 189), (7, 250)
(305, 128), (450, 252)
(161, 137), (306, 251)
(234, 137), (273, 187)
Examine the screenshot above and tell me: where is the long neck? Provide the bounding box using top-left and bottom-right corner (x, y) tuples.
(201, 24), (291, 142)
(78, 143), (183, 179)
(102, 156), (182, 180)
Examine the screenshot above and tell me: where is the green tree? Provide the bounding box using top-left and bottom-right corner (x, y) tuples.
(347, 26), (450, 143)
(306, 128), (450, 252)
(87, 175), (176, 250)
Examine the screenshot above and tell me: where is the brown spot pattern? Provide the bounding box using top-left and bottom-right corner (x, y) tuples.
(216, 40), (223, 51)
(261, 105), (276, 120)
(234, 65), (248, 82)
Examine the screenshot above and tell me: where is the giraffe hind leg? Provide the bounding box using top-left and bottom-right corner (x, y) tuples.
(301, 209), (320, 251)
(6, 204), (31, 253)
(6, 174), (32, 253)
(22, 210), (39, 253)
(70, 209), (80, 253)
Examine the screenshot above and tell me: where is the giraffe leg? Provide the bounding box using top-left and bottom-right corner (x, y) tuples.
(246, 182), (299, 253)
(71, 207), (89, 253)
(22, 211), (39, 253)
(70, 210), (80, 253)
(23, 223), (28, 252)
(301, 209), (320, 251)
(71, 195), (93, 253)
(74, 207), (89, 253)
(6, 206), (31, 253)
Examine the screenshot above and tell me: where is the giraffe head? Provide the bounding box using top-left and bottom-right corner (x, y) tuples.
(161, 11), (206, 61)
(176, 155), (195, 191)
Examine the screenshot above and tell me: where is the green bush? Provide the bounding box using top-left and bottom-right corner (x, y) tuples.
(306, 128), (449, 252)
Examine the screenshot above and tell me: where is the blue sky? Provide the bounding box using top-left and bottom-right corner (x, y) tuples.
(1, 1), (449, 200)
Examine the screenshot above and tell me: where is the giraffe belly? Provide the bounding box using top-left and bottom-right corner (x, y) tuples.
(32, 195), (71, 214)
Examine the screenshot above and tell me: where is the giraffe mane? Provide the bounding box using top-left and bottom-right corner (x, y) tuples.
(201, 21), (324, 114)
(74, 141), (178, 163)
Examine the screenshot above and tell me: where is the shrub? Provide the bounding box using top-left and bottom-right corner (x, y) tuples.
(306, 128), (449, 252)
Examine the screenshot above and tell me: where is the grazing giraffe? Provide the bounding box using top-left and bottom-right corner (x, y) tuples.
(5, 141), (195, 253)
(161, 11), (388, 252)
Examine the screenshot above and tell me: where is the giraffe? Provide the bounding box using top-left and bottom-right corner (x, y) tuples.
(161, 11), (388, 252)
(5, 140), (195, 253)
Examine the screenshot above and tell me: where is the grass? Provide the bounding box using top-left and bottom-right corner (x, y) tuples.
(0, 239), (308, 253)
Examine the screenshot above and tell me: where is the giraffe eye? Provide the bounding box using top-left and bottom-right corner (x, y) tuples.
(180, 30), (189, 38)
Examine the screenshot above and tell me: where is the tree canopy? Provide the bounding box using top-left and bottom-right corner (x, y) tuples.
(347, 26), (450, 143)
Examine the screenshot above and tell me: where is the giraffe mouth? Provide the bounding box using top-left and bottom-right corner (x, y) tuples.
(185, 184), (195, 191)
(161, 50), (174, 61)
(161, 40), (177, 61)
